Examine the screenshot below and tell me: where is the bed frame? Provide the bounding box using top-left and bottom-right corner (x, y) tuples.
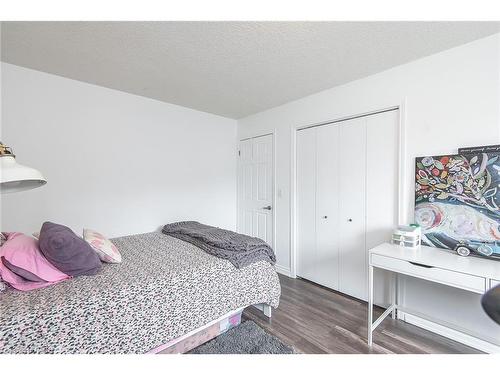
(253, 303), (272, 318)
(149, 303), (272, 354)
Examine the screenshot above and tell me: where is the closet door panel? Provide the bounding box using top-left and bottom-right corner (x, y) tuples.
(315, 124), (340, 290)
(339, 118), (367, 300)
(366, 110), (399, 306)
(296, 128), (317, 281)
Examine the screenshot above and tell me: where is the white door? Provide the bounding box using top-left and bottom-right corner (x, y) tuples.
(366, 110), (399, 306)
(296, 124), (340, 289)
(295, 110), (398, 302)
(238, 134), (273, 245)
(338, 117), (367, 300)
(296, 127), (317, 281)
(315, 124), (340, 290)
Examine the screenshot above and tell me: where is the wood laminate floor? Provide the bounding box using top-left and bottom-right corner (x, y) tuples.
(243, 274), (481, 354)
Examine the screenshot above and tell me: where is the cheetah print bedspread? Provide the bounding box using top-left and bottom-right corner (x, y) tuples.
(0, 232), (281, 353)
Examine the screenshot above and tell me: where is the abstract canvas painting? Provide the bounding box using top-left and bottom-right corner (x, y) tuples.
(414, 150), (500, 259)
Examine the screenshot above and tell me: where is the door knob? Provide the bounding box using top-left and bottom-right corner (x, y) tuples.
(348, 218), (353, 222)
(262, 205), (272, 210)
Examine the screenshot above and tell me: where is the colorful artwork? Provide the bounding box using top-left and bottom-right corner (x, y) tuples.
(414, 151), (500, 259)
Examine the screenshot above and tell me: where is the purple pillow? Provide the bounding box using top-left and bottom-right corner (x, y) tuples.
(38, 222), (102, 277)
(1, 256), (46, 282)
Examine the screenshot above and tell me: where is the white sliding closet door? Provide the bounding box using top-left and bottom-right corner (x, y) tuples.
(296, 125), (340, 290)
(296, 128), (317, 281)
(338, 118), (367, 300)
(296, 109), (398, 303)
(366, 110), (399, 305)
(315, 124), (340, 290)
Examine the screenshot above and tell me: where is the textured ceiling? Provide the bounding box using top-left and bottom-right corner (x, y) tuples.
(2, 21), (499, 119)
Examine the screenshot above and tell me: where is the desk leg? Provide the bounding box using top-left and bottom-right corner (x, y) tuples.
(368, 264), (373, 346)
(392, 273), (397, 319)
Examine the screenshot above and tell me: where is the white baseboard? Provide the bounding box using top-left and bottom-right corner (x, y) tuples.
(400, 311), (500, 353)
(275, 265), (291, 277)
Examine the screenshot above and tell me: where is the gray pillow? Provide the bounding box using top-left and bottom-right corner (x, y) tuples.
(38, 222), (102, 277)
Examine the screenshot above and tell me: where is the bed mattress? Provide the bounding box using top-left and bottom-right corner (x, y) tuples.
(0, 231), (281, 354)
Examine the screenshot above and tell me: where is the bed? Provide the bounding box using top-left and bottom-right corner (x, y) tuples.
(0, 231), (281, 354)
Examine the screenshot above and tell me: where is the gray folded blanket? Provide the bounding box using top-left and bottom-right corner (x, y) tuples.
(162, 221), (276, 269)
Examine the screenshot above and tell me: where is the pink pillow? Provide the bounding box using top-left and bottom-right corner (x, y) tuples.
(0, 232), (70, 291)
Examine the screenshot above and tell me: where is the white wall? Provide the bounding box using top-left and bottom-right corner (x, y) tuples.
(238, 34), (500, 347)
(1, 63), (237, 237)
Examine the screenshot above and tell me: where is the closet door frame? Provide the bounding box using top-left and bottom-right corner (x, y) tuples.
(290, 100), (408, 281)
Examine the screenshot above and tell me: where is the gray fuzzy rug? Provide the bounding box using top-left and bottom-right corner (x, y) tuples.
(188, 320), (295, 354)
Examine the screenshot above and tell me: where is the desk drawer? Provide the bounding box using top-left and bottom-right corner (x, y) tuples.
(371, 254), (486, 294)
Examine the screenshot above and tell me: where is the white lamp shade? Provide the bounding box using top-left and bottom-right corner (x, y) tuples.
(0, 155), (47, 193)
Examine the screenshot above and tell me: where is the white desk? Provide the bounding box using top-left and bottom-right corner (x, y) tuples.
(368, 243), (500, 348)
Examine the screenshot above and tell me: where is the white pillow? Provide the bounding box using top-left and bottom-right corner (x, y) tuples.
(83, 229), (122, 264)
